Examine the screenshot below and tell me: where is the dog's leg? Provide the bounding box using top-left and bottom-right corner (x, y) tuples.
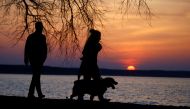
(78, 94), (84, 101)
(98, 94), (104, 101)
(90, 95), (94, 101)
(98, 94), (110, 102)
(70, 94), (75, 99)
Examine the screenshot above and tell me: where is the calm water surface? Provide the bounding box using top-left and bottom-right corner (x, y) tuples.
(0, 74), (190, 106)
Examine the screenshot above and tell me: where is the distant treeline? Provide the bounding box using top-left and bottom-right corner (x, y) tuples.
(0, 65), (190, 78)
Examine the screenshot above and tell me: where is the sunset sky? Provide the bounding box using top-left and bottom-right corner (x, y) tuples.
(0, 0), (190, 71)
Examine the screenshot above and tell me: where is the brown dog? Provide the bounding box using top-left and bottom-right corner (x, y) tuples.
(70, 77), (118, 101)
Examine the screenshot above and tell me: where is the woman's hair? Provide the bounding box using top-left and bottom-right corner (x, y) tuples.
(82, 29), (102, 55)
(89, 29), (101, 42)
(89, 29), (101, 37)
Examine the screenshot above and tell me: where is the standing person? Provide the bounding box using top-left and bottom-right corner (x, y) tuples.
(78, 29), (102, 80)
(24, 21), (47, 98)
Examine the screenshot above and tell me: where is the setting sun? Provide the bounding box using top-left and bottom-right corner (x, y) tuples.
(127, 66), (136, 70)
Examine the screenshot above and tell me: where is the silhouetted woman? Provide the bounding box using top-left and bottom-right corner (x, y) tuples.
(78, 29), (102, 80)
(24, 21), (47, 98)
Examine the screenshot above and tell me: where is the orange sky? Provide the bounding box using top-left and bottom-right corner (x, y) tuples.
(99, 0), (190, 70)
(0, 0), (190, 70)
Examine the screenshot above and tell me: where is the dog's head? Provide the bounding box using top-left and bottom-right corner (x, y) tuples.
(102, 77), (118, 89)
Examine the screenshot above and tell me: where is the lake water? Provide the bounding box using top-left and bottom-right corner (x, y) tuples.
(0, 74), (190, 107)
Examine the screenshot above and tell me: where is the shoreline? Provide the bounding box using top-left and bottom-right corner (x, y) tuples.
(0, 95), (189, 109)
(1, 64), (190, 78)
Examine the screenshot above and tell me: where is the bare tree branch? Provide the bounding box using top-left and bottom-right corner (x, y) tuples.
(0, 0), (152, 56)
(120, 0), (153, 22)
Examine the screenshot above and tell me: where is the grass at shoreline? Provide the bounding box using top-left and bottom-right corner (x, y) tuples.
(0, 95), (189, 109)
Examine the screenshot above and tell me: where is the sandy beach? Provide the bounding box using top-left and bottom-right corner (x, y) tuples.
(0, 95), (189, 109)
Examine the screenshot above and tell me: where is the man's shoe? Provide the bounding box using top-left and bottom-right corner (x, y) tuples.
(38, 94), (45, 99)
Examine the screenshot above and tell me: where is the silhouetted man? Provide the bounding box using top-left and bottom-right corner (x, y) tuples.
(24, 21), (47, 98)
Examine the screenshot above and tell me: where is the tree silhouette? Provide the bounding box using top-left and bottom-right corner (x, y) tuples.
(0, 0), (152, 55)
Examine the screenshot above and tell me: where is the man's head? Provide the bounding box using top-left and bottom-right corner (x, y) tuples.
(35, 21), (43, 33)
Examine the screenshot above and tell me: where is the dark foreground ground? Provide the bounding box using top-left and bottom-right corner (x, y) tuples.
(0, 95), (189, 109)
